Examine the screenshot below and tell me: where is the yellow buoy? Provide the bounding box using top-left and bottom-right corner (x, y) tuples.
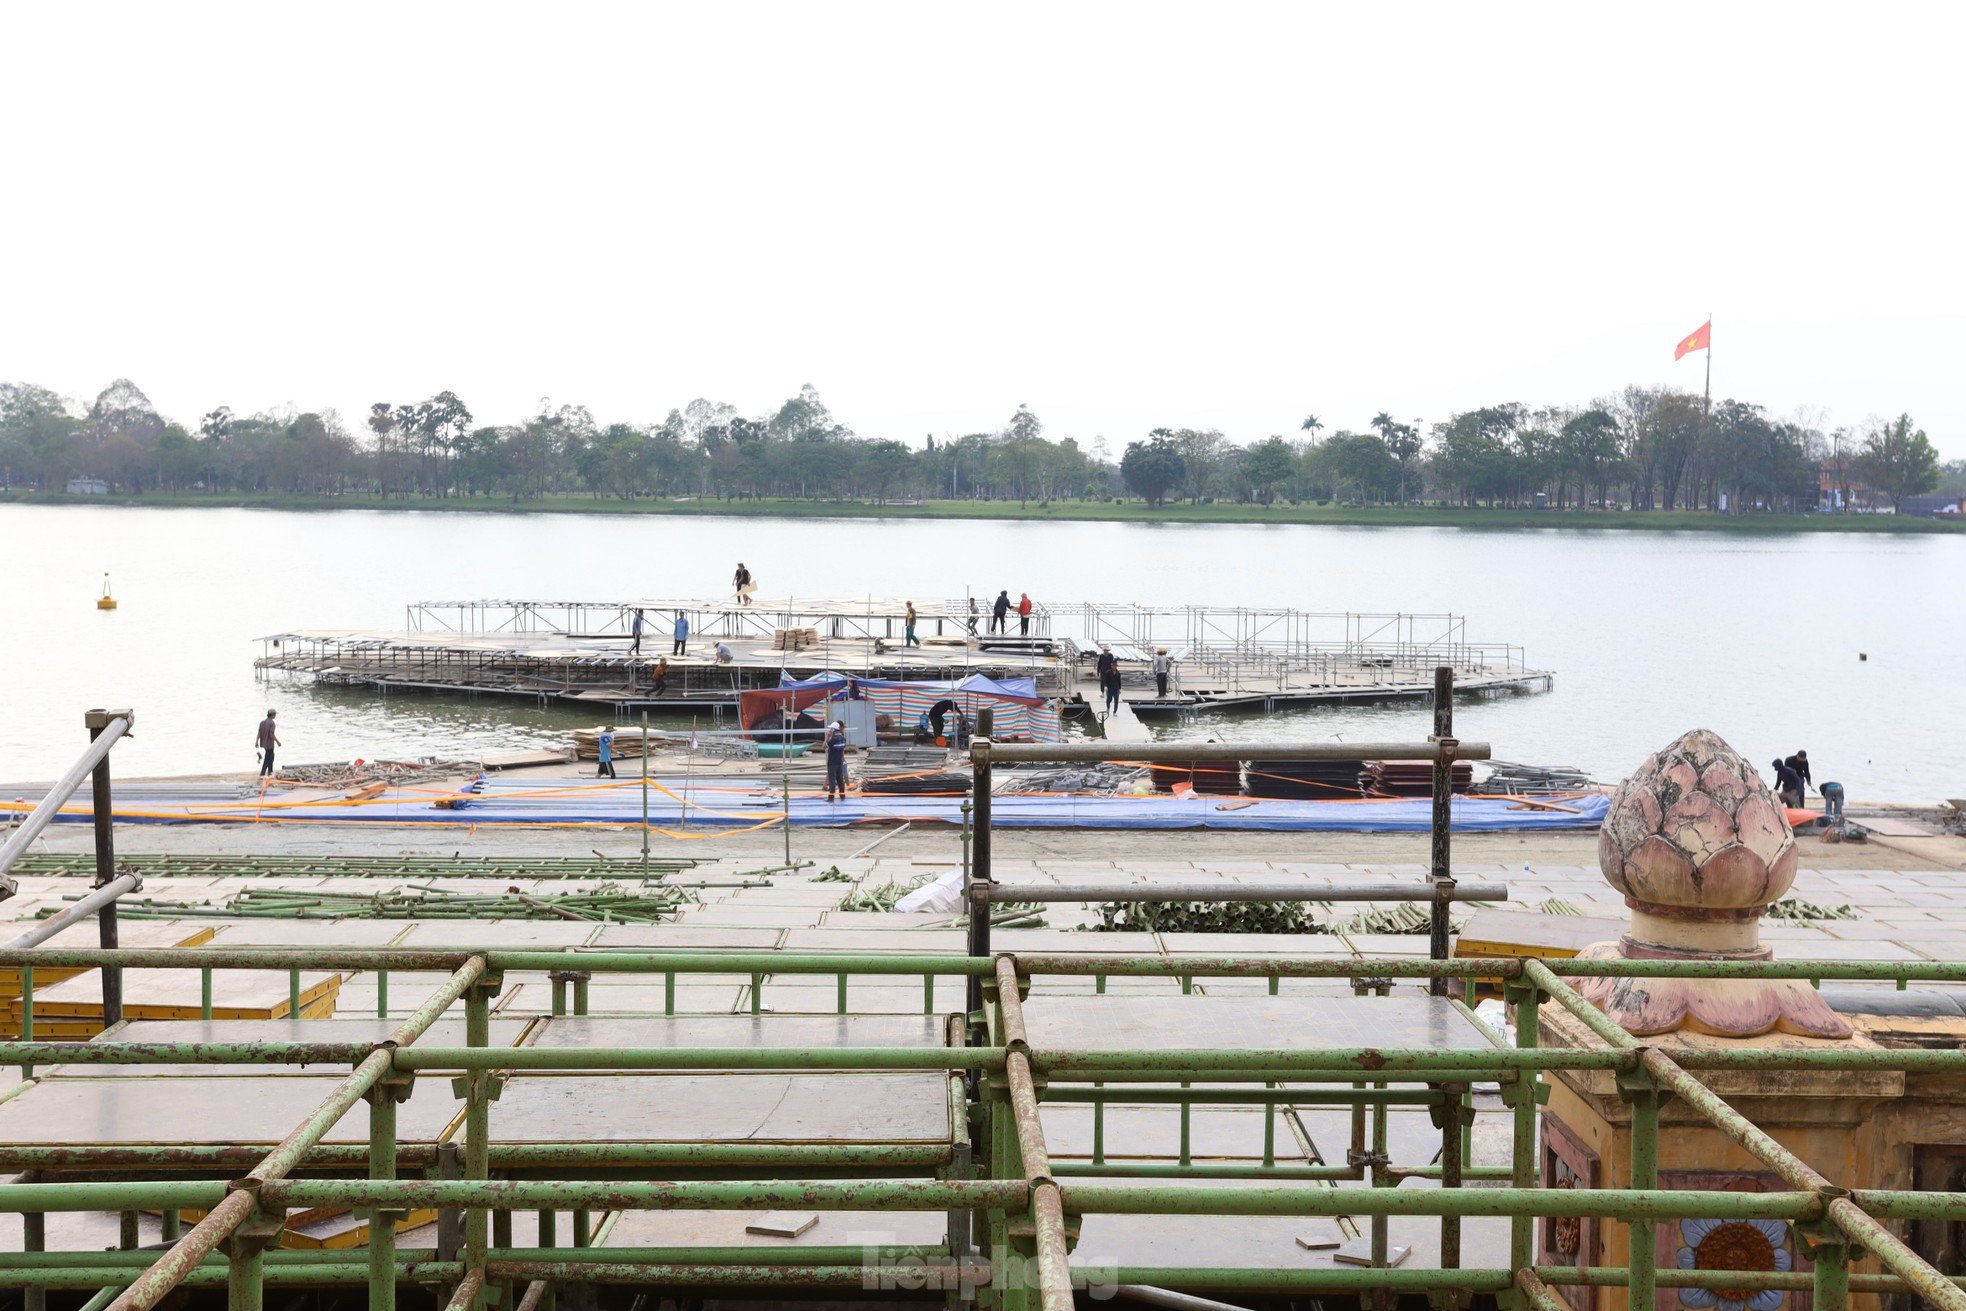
(97, 573), (117, 611)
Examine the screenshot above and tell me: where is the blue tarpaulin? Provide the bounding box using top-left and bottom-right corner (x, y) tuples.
(56, 778), (1609, 833)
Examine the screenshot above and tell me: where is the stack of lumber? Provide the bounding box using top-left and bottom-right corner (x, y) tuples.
(1361, 760), (1473, 797)
(572, 726), (655, 760)
(1148, 760), (1243, 795)
(1243, 759), (1366, 800)
(859, 745), (968, 796)
(772, 626), (821, 651)
(0, 921), (219, 1037)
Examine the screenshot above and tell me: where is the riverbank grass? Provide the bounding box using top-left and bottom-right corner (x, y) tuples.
(3, 490), (1960, 533)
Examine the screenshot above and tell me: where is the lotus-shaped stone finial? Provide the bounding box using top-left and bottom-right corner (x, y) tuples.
(1598, 728), (1798, 914)
(1576, 729), (1850, 1039)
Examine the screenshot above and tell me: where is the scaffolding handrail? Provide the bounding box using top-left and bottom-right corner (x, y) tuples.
(0, 943), (1964, 1311)
(10, 944), (1966, 982)
(0, 712), (130, 882)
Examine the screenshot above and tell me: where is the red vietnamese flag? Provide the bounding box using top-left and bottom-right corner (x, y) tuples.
(1674, 319), (1711, 360)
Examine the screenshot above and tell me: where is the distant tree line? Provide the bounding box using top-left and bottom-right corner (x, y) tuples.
(2, 378), (1956, 515)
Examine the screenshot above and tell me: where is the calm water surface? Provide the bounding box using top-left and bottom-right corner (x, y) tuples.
(1, 504), (1959, 800)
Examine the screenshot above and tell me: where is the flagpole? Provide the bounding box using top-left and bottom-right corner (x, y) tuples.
(1703, 311), (1712, 420)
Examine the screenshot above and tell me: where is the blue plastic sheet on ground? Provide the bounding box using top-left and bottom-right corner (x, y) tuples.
(68, 777), (1609, 832)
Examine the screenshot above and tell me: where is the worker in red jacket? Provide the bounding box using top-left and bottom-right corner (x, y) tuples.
(1017, 592), (1033, 635)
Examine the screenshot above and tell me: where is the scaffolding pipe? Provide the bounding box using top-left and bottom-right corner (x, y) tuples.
(104, 956), (488, 1311)
(9, 945), (1966, 985)
(4, 876), (142, 950)
(976, 881), (1507, 904)
(1114, 1285), (1257, 1311)
(993, 956), (1074, 1311)
(978, 740), (1490, 764)
(0, 713), (130, 883)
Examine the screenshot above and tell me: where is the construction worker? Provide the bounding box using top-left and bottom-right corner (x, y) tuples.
(824, 722), (849, 801)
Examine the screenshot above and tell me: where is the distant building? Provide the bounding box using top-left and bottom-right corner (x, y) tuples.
(1901, 494), (1964, 519)
(64, 477), (109, 495)
(1815, 461), (1875, 511)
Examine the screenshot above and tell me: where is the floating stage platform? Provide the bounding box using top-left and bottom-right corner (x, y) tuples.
(257, 596), (1553, 726)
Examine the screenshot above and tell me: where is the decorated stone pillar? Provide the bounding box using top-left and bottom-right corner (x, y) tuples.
(1534, 729), (1916, 1311)
(1578, 727), (1849, 1039)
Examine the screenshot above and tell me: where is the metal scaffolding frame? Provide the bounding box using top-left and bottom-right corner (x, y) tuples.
(404, 598), (1054, 643)
(0, 947), (1960, 1311)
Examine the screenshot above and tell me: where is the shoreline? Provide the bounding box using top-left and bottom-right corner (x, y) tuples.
(5, 490), (1962, 534)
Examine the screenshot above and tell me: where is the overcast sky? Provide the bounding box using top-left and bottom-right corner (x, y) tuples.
(3, 3), (1960, 457)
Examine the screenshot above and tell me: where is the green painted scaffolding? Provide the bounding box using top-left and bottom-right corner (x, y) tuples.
(0, 946), (1961, 1311)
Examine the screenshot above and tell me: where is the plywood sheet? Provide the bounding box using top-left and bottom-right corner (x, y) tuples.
(603, 1206), (945, 1249)
(992, 930), (1161, 956)
(1071, 1205), (1510, 1273)
(48, 1017), (530, 1077)
(25, 969), (341, 1020)
(751, 979), (967, 1015)
(0, 1076), (461, 1146)
(1016, 994), (1496, 1054)
(201, 921), (414, 948)
(585, 926), (784, 949)
(396, 922), (600, 948)
(1041, 1105), (1294, 1162)
(484, 1073), (954, 1146)
(497, 984), (743, 1015)
(526, 1014), (945, 1051)
(333, 970), (497, 1015)
(780, 929), (970, 954)
(21, 921), (218, 950)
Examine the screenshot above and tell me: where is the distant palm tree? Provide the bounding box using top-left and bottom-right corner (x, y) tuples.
(1300, 414), (1323, 439)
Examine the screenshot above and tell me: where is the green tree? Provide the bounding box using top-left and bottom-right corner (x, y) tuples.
(1166, 427), (1228, 501)
(152, 425), (200, 490)
(1857, 413), (1940, 512)
(1559, 409), (1624, 509)
(1370, 412), (1422, 501)
(1314, 434), (1400, 503)
(1121, 434), (1186, 508)
(0, 383), (80, 487)
(1429, 404), (1523, 505)
(855, 440), (916, 504)
(1007, 404), (1042, 445)
(1240, 437), (1297, 502)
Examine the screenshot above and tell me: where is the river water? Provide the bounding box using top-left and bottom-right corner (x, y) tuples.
(1, 504), (1958, 800)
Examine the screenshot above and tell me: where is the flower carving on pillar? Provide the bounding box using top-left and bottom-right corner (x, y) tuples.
(1674, 1218), (1793, 1311)
(1576, 729), (1851, 1038)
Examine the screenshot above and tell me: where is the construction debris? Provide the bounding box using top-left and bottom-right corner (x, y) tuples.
(275, 758), (483, 787)
(1086, 900), (1455, 936)
(1482, 761), (1597, 792)
(77, 883), (693, 924)
(1768, 899), (1860, 921)
(1002, 764), (1151, 795)
(7, 853), (698, 880)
